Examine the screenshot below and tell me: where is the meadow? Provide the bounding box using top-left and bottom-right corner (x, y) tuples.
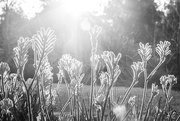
(54, 84), (180, 113)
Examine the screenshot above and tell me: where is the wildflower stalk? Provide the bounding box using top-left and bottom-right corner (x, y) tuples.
(17, 60), (33, 121)
(28, 53), (43, 92)
(13, 37), (33, 121)
(49, 79), (53, 117)
(38, 78), (43, 120)
(1, 74), (5, 98)
(89, 26), (101, 120)
(144, 94), (154, 121)
(61, 95), (73, 113)
(26, 51), (43, 121)
(73, 90), (76, 119)
(19, 74), (33, 121)
(121, 61), (143, 105)
(120, 79), (138, 105)
(101, 71), (114, 121)
(82, 99), (89, 120)
(29, 28), (56, 93)
(146, 61), (162, 83)
(139, 62), (148, 120)
(62, 76), (72, 115)
(0, 62), (10, 98)
(89, 51), (95, 120)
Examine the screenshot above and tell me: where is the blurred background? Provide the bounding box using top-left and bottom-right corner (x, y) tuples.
(0, 0), (179, 89)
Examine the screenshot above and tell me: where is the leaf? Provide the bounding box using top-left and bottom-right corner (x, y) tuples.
(13, 37), (31, 69)
(33, 28), (56, 61)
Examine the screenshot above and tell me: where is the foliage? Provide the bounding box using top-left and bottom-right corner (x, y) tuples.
(0, 26), (179, 121)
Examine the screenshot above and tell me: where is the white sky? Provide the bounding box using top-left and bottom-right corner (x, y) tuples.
(0, 0), (109, 19)
(0, 0), (44, 19)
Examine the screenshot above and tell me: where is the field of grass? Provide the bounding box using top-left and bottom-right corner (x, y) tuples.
(53, 84), (180, 114)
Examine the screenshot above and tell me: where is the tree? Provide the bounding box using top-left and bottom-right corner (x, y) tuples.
(0, 0), (46, 63)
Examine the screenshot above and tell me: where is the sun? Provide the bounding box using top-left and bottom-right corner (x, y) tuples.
(61, 0), (109, 17)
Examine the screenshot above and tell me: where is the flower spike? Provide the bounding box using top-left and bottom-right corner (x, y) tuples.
(156, 41), (171, 62)
(151, 83), (159, 97)
(138, 42), (152, 62)
(131, 61), (144, 80)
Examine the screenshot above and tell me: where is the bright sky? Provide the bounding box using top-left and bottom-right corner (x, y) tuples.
(61, 0), (109, 17)
(0, 0), (109, 20)
(0, 0), (44, 19)
(19, 0), (44, 19)
(154, 0), (171, 16)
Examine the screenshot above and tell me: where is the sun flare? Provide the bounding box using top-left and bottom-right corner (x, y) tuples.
(61, 0), (109, 17)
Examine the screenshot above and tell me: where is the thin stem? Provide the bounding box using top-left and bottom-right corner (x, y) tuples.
(28, 59), (42, 92)
(89, 51), (95, 121)
(1, 74), (5, 98)
(28, 47), (46, 92)
(49, 79), (53, 119)
(63, 78), (72, 114)
(120, 80), (138, 105)
(146, 61), (162, 83)
(39, 78), (45, 121)
(144, 95), (154, 121)
(74, 91), (76, 120)
(21, 79), (32, 121)
(61, 95), (73, 113)
(139, 63), (148, 120)
(77, 95), (80, 121)
(101, 73), (114, 121)
(41, 84), (51, 121)
(82, 99), (89, 120)
(17, 67), (33, 121)
(12, 99), (19, 121)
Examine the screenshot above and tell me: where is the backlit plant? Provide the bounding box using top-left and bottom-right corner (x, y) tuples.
(0, 26), (179, 121)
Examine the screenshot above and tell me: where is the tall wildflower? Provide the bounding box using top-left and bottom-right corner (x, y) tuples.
(89, 26), (102, 52)
(89, 26), (101, 120)
(39, 57), (53, 89)
(13, 37), (33, 121)
(128, 96), (138, 121)
(58, 54), (84, 95)
(0, 62), (10, 77)
(151, 83), (159, 97)
(160, 75), (177, 106)
(131, 61), (144, 81)
(0, 98), (13, 114)
(0, 62), (10, 97)
(128, 96), (136, 106)
(13, 37), (31, 75)
(101, 51), (121, 121)
(120, 62), (144, 105)
(144, 83), (159, 120)
(94, 72), (108, 110)
(156, 41), (171, 63)
(138, 42), (152, 120)
(139, 41), (171, 120)
(30, 28), (56, 90)
(101, 51), (121, 83)
(4, 73), (18, 92)
(138, 42), (152, 63)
